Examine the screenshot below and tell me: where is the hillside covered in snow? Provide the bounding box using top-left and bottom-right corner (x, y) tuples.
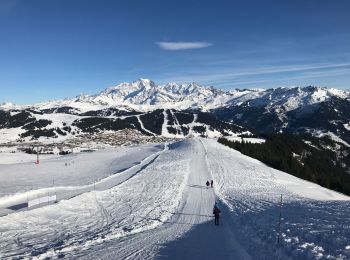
(0, 139), (349, 259)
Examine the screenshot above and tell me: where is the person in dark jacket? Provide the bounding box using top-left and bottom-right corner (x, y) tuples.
(206, 181), (210, 188)
(210, 180), (213, 188)
(213, 204), (221, 225)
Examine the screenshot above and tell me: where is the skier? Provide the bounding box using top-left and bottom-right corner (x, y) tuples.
(210, 180), (213, 188)
(206, 180), (210, 188)
(213, 203), (221, 225)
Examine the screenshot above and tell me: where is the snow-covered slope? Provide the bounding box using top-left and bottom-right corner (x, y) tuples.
(0, 108), (247, 144)
(0, 139), (349, 259)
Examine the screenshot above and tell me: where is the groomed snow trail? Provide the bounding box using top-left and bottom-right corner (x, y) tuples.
(137, 115), (156, 136)
(84, 139), (249, 260)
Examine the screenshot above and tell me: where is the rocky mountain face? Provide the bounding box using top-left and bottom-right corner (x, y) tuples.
(213, 86), (350, 145)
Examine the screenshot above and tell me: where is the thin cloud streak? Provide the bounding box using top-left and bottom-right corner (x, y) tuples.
(156, 41), (213, 51)
(193, 63), (350, 79)
(155, 62), (350, 88)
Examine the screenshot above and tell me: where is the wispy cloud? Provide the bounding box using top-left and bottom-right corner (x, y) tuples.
(155, 62), (350, 88)
(156, 41), (213, 51)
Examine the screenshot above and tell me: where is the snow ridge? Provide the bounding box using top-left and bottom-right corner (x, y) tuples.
(2, 79), (348, 113)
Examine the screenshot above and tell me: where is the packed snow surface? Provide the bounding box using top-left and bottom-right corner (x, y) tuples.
(0, 144), (162, 196)
(0, 139), (349, 259)
(0, 144), (163, 216)
(0, 152), (58, 165)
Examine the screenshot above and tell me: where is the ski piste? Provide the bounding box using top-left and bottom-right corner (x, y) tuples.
(0, 138), (349, 259)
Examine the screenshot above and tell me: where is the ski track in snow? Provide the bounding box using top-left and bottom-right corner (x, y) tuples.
(187, 113), (198, 137)
(136, 115), (156, 136)
(161, 109), (185, 138)
(169, 110), (184, 136)
(161, 110), (170, 137)
(0, 139), (350, 259)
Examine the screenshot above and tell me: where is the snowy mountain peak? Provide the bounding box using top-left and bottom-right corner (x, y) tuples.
(225, 85), (350, 112)
(0, 102), (16, 108)
(137, 78), (156, 87)
(102, 78), (155, 95)
(72, 79), (233, 111)
(3, 80), (349, 113)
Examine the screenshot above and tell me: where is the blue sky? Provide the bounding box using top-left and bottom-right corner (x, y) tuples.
(1, 0), (350, 104)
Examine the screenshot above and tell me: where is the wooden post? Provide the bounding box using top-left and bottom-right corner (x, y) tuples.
(277, 194), (283, 244)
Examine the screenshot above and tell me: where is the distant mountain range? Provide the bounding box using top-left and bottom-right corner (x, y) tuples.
(3, 78), (349, 111)
(1, 79), (350, 147)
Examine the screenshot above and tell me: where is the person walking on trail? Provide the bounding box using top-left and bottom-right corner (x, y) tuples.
(213, 203), (221, 225)
(210, 180), (213, 188)
(206, 181), (210, 188)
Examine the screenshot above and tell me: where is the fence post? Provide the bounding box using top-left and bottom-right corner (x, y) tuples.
(277, 194), (283, 244)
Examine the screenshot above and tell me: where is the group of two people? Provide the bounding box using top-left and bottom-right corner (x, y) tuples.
(206, 180), (213, 188)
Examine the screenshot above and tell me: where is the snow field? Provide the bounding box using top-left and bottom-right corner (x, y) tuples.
(0, 138), (349, 259)
(0, 152), (58, 165)
(0, 144), (163, 216)
(0, 144), (162, 197)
